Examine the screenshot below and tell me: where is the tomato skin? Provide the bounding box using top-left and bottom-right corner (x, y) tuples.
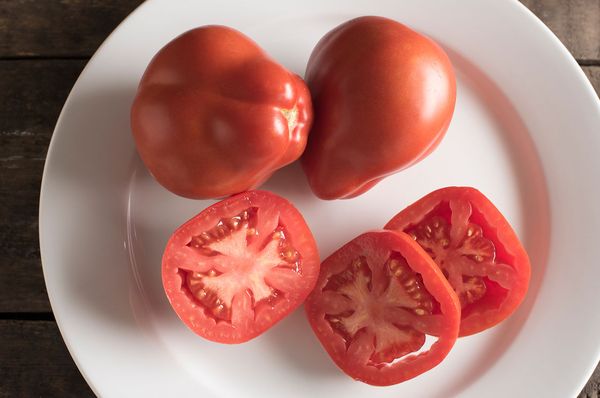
(305, 230), (460, 386)
(302, 16), (456, 199)
(162, 191), (320, 343)
(131, 26), (312, 199)
(385, 187), (531, 336)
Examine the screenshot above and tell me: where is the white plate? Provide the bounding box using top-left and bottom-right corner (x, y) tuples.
(39, 0), (600, 396)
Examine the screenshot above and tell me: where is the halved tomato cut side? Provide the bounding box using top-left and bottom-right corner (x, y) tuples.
(162, 190), (320, 343)
(305, 230), (460, 386)
(385, 187), (531, 336)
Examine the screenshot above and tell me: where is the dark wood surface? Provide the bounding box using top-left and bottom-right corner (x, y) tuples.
(0, 0), (598, 396)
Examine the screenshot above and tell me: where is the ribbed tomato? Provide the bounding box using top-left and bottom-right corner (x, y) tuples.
(131, 26), (312, 199)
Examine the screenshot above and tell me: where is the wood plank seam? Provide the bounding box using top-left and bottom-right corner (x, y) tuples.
(0, 312), (55, 321)
(0, 55), (91, 61)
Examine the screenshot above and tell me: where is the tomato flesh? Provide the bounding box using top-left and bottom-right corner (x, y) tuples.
(323, 254), (435, 364)
(385, 187), (531, 336)
(183, 207), (299, 322)
(305, 231), (460, 386)
(162, 191), (319, 343)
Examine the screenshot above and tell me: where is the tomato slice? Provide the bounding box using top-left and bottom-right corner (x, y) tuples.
(385, 187), (531, 336)
(305, 230), (460, 386)
(162, 190), (320, 343)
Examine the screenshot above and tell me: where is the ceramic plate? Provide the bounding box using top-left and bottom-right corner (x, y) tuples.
(39, 0), (600, 396)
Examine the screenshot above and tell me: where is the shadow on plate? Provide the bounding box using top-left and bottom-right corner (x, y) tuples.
(49, 84), (159, 333)
(426, 47), (551, 398)
(262, 306), (343, 379)
(261, 161), (315, 202)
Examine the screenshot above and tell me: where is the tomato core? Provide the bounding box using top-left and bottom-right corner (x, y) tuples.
(181, 207), (302, 323)
(321, 251), (438, 366)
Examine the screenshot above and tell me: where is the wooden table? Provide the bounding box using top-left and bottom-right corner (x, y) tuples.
(0, 1), (598, 396)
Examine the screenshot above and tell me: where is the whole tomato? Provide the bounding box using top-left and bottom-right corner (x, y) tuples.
(302, 16), (456, 199)
(131, 26), (312, 199)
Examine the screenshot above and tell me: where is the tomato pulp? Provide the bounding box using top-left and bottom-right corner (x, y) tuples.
(162, 191), (320, 343)
(305, 230), (460, 386)
(385, 187), (531, 336)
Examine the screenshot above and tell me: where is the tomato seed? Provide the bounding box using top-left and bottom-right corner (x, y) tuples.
(281, 248), (298, 262)
(406, 285), (418, 294)
(213, 225), (228, 238)
(404, 277), (416, 287)
(188, 278), (203, 287)
(227, 218), (240, 229)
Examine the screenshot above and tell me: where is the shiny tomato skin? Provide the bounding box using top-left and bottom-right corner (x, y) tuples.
(385, 187), (531, 336)
(302, 16), (456, 199)
(305, 230), (460, 386)
(162, 191), (319, 343)
(131, 26), (312, 199)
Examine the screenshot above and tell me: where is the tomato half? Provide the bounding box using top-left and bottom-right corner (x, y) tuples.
(385, 187), (531, 336)
(162, 191), (320, 343)
(305, 230), (460, 386)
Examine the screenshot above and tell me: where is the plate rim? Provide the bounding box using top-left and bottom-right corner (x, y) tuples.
(39, 0), (600, 396)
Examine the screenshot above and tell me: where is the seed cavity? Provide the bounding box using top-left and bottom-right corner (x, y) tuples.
(405, 202), (510, 309)
(182, 207), (303, 323)
(322, 252), (435, 360)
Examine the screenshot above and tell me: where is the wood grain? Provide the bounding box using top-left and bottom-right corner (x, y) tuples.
(583, 66), (600, 94)
(0, 320), (94, 397)
(581, 364), (600, 398)
(0, 0), (596, 62)
(520, 0), (600, 62)
(0, 60), (85, 312)
(0, 0), (143, 58)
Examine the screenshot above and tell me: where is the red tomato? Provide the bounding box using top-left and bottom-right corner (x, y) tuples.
(302, 16), (456, 199)
(385, 187), (531, 336)
(131, 26), (312, 199)
(305, 230), (460, 386)
(162, 191), (320, 343)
